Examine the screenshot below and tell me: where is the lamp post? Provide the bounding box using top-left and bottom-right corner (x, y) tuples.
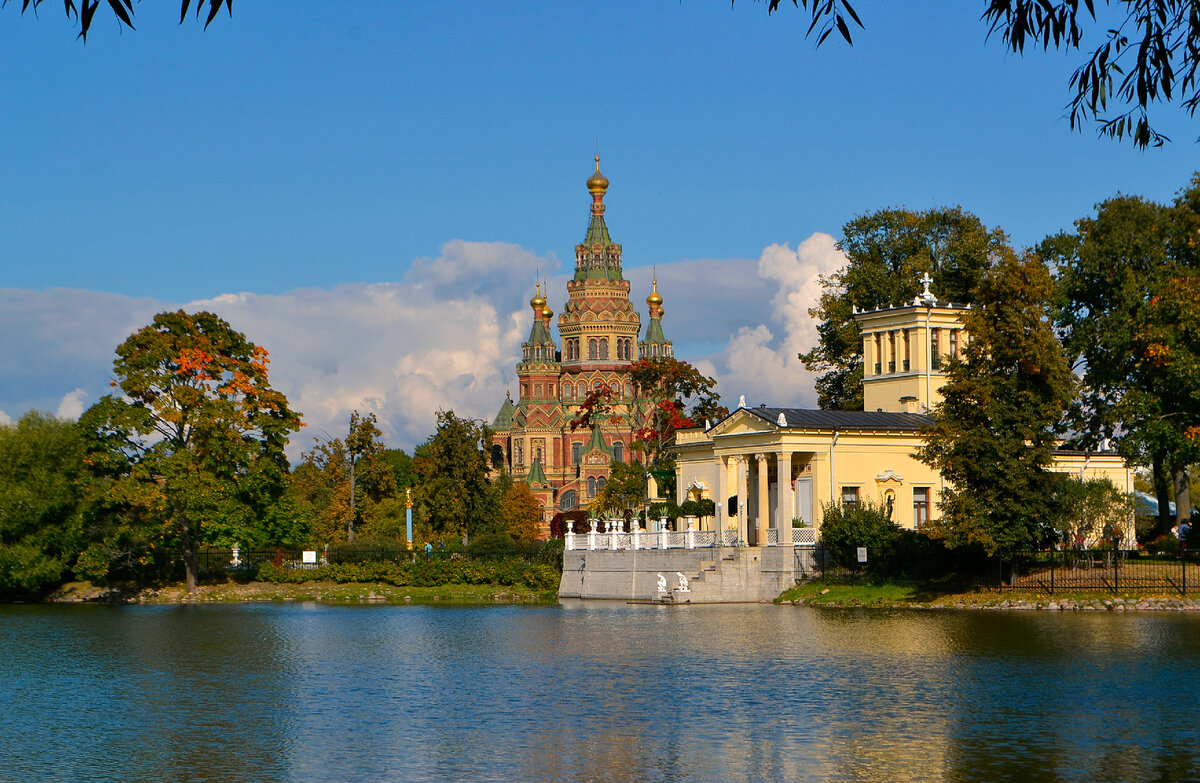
(405, 487), (413, 550)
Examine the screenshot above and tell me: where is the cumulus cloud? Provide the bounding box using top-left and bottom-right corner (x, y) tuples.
(0, 410), (10, 426)
(55, 388), (88, 420)
(0, 235), (849, 455)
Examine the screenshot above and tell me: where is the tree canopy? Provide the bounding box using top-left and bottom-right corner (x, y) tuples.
(1049, 173), (1200, 531)
(800, 207), (1004, 410)
(80, 310), (300, 592)
(411, 410), (499, 543)
(16, 0), (232, 41)
(756, 0), (1200, 147)
(916, 250), (1077, 554)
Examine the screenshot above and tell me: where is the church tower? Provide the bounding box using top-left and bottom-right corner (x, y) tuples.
(492, 157), (671, 529)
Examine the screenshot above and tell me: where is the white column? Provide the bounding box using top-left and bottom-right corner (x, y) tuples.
(736, 455), (749, 546)
(777, 451), (794, 547)
(712, 455), (725, 537)
(756, 453), (770, 546)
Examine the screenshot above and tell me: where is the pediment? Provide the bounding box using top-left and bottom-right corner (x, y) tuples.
(709, 408), (776, 437)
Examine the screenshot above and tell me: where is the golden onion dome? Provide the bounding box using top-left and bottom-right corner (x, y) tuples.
(530, 282), (546, 311)
(541, 304), (553, 320)
(587, 154), (609, 194)
(647, 279), (663, 308)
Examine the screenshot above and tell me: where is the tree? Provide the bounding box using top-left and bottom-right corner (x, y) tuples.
(293, 410), (396, 544)
(753, 1), (1200, 147)
(14, 0), (232, 41)
(0, 412), (91, 596)
(590, 460), (650, 518)
(800, 207), (1003, 410)
(1050, 177), (1200, 534)
(499, 479), (544, 542)
(916, 250), (1077, 554)
(80, 310), (300, 592)
(411, 410), (498, 542)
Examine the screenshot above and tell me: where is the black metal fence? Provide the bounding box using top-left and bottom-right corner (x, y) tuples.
(799, 543), (1200, 596)
(186, 542), (564, 574)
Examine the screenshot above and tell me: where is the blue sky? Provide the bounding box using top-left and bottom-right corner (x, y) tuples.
(2, 0), (1196, 449)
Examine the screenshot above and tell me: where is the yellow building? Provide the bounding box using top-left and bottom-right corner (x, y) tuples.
(673, 275), (1132, 546)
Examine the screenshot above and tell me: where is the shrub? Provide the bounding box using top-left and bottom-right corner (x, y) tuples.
(818, 501), (900, 570)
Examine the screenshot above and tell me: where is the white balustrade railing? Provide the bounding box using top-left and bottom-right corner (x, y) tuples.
(792, 527), (816, 546)
(562, 521), (820, 551)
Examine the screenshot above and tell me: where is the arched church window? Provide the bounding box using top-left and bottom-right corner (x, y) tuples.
(597, 477), (607, 492)
(588, 339), (598, 360)
(624, 382), (632, 398)
(588, 476), (596, 497)
(572, 442), (582, 465)
(599, 339), (609, 360)
(612, 441), (623, 463)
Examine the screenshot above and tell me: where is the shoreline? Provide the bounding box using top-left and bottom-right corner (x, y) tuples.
(43, 580), (558, 605)
(779, 582), (1200, 611)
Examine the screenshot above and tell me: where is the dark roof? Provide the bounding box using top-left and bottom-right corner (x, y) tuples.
(735, 406), (934, 432)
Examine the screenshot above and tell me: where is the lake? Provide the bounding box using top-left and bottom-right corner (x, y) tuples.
(3, 602), (1199, 782)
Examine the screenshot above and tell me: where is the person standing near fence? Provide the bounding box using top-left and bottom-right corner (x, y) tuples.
(425, 541), (433, 561)
(1180, 519), (1191, 556)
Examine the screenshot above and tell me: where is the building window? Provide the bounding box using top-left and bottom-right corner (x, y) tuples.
(913, 487), (930, 528)
(588, 476), (596, 497)
(560, 490), (577, 511)
(572, 442), (582, 465)
(612, 441), (623, 463)
(597, 477), (606, 493)
(889, 332), (896, 373)
(949, 329), (959, 357)
(599, 339), (609, 360)
(841, 486), (860, 506)
(588, 338), (598, 360)
(930, 329), (941, 369)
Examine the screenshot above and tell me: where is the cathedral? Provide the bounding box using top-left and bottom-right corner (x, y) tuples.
(490, 157), (672, 524)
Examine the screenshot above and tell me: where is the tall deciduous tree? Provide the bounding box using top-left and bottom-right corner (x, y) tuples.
(81, 311), (300, 592)
(1050, 177), (1200, 533)
(0, 412), (91, 596)
(412, 410), (498, 543)
(800, 207), (1002, 410)
(917, 250), (1076, 554)
(293, 410), (396, 544)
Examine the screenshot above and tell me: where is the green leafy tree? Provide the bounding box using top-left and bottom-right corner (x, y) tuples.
(750, 1), (1200, 147)
(817, 499), (899, 570)
(1050, 178), (1200, 534)
(590, 460), (650, 518)
(293, 410), (397, 543)
(800, 207), (1002, 410)
(917, 250), (1077, 554)
(1046, 476), (1135, 546)
(80, 310), (301, 592)
(412, 410), (499, 543)
(0, 412), (91, 596)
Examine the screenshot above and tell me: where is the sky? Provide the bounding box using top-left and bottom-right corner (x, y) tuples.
(2, 0), (1197, 453)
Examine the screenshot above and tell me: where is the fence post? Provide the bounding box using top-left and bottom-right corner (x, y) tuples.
(1050, 550), (1055, 596)
(565, 521), (575, 551)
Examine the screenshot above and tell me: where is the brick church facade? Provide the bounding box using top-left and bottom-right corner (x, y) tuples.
(490, 157), (672, 525)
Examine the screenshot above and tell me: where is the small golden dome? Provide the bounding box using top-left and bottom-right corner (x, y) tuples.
(530, 281), (546, 311)
(541, 304), (553, 320)
(587, 154), (609, 194)
(646, 279), (663, 308)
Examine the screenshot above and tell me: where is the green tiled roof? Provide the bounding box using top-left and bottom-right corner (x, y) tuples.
(583, 214), (611, 248)
(526, 458), (548, 486)
(584, 424), (610, 456)
(643, 316), (667, 345)
(491, 394), (515, 430)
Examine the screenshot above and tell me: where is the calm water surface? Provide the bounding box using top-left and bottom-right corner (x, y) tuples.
(3, 602), (1199, 782)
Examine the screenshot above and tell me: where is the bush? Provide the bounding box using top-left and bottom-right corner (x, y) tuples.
(467, 532), (517, 559)
(679, 498), (715, 519)
(256, 557), (559, 591)
(818, 501), (900, 570)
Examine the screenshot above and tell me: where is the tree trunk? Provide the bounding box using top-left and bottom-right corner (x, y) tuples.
(1154, 454), (1174, 536)
(182, 517), (199, 594)
(1175, 465), (1192, 525)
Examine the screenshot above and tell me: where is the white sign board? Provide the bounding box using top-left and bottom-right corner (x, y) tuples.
(856, 547), (868, 563)
(302, 550), (317, 564)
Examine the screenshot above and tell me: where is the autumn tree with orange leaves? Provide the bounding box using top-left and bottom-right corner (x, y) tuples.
(81, 310), (301, 592)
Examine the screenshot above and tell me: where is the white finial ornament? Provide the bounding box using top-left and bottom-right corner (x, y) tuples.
(777, 412), (787, 427)
(738, 395), (746, 409)
(916, 272), (936, 306)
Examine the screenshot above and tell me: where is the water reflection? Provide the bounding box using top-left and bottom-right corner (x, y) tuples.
(2, 604), (1198, 782)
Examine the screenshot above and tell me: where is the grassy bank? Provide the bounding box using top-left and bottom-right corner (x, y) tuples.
(48, 580), (558, 605)
(778, 581), (1200, 610)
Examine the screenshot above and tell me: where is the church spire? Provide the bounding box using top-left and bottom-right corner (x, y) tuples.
(576, 155), (622, 282)
(639, 276), (673, 359)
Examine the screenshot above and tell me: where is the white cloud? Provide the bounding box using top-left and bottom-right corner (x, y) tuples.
(0, 410), (10, 426)
(0, 234), (849, 455)
(55, 388), (88, 420)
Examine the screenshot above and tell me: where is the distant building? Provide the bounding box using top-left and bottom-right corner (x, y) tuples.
(674, 274), (1133, 546)
(490, 157), (672, 529)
